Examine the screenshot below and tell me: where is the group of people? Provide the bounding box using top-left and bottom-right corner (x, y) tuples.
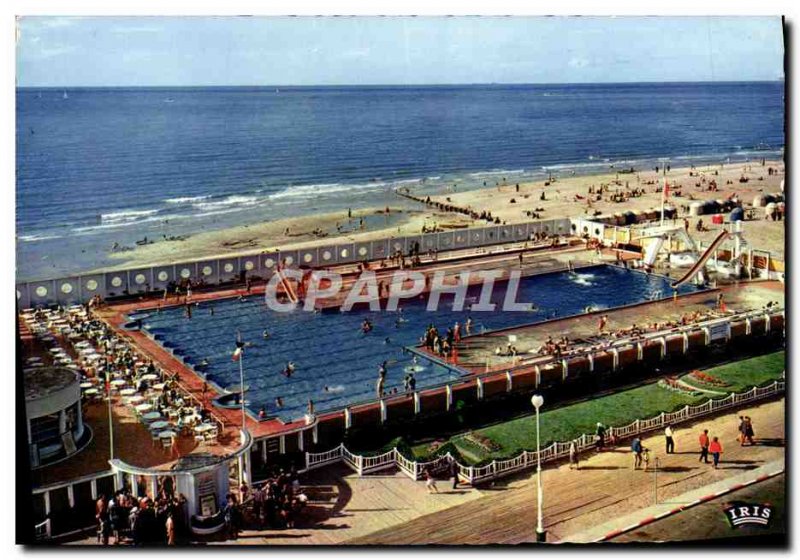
(239, 468), (308, 533)
(421, 322), (462, 359)
(96, 485), (187, 546)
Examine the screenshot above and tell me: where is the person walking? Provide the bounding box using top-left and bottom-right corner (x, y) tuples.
(450, 459), (460, 489)
(424, 469), (439, 494)
(699, 429), (710, 464)
(569, 441), (579, 470)
(595, 422), (607, 451)
(631, 437), (643, 470)
(737, 416), (745, 445)
(665, 424), (675, 454)
(743, 416), (755, 446)
(709, 437), (723, 469)
(165, 512), (175, 545)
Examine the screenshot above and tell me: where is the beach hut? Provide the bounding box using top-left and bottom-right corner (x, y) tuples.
(729, 207), (745, 222)
(634, 210), (648, 224)
(689, 201), (705, 216)
(623, 210), (637, 225)
(613, 212), (626, 226)
(644, 209), (658, 221)
(663, 205), (677, 219)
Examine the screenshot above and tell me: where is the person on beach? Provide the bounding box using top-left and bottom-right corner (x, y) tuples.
(665, 424), (675, 454)
(699, 429), (711, 463)
(709, 437), (723, 469)
(465, 317), (473, 336)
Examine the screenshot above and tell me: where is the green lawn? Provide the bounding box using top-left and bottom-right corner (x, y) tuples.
(447, 351), (785, 463)
(680, 351), (785, 393)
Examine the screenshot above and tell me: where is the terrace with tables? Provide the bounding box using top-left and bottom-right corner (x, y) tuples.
(20, 306), (240, 487)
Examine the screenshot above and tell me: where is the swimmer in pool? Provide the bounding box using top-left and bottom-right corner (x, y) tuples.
(384, 337), (391, 344)
(262, 329), (270, 339)
(282, 361), (295, 377)
(362, 319), (373, 333)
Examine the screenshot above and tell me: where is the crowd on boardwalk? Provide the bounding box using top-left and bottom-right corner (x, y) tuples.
(95, 483), (187, 545)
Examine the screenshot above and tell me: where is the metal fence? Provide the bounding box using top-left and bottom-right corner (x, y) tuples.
(302, 380), (784, 485)
(16, 218), (572, 309)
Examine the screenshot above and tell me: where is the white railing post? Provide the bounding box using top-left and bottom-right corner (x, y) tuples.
(446, 385), (453, 411)
(611, 348), (619, 371)
(344, 408), (352, 429)
(506, 371), (513, 392)
(682, 333), (689, 354)
(476, 378), (484, 400)
(562, 359), (568, 380)
(535, 365), (541, 387)
(637, 343), (643, 361)
(413, 392), (420, 414)
(587, 354), (594, 371)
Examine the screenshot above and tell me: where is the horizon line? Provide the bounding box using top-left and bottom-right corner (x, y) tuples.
(16, 78), (785, 89)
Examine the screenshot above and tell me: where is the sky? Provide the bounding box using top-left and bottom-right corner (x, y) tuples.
(15, 16), (785, 87)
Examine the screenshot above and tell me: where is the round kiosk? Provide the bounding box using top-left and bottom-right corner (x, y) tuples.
(25, 366), (91, 468)
(109, 429), (253, 536)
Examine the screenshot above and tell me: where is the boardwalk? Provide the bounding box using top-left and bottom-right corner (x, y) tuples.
(348, 397), (784, 545)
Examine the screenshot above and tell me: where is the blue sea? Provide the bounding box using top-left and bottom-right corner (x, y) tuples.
(16, 82), (784, 282)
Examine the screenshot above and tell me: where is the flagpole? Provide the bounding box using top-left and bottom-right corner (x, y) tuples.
(660, 177), (666, 227)
(107, 373), (114, 460)
(239, 352), (246, 430)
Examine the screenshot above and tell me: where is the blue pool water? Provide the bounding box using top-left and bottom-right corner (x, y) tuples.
(135, 265), (698, 422)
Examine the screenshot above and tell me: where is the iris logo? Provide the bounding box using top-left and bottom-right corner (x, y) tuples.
(724, 502), (772, 528)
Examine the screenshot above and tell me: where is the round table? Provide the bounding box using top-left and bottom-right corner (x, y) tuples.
(194, 423), (214, 433)
(120, 388), (137, 396)
(141, 374), (159, 382)
(152, 382), (166, 391)
(150, 420), (170, 430)
(135, 403), (153, 413)
(80, 382), (94, 389)
(111, 379), (127, 387)
(142, 411), (162, 421)
(127, 395), (145, 405)
(159, 430), (177, 439)
(84, 388), (99, 396)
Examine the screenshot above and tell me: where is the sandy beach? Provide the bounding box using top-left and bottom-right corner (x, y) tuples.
(96, 158), (786, 273)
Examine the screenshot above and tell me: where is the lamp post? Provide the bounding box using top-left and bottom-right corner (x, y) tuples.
(531, 394), (546, 543)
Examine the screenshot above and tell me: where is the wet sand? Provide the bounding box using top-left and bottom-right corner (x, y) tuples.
(98, 159), (785, 272)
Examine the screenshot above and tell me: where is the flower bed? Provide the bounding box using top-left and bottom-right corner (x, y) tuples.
(686, 370), (730, 387)
(658, 376), (701, 396)
(462, 431), (502, 453)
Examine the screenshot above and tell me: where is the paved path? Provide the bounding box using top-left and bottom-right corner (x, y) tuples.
(347, 397), (784, 545)
(64, 396), (783, 546)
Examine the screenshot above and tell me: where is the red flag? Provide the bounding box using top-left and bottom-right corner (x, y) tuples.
(663, 180), (670, 199)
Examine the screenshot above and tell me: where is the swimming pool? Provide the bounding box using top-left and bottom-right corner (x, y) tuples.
(134, 265), (698, 422)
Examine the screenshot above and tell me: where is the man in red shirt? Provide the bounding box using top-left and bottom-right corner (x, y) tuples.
(709, 437), (723, 469)
(698, 429), (710, 464)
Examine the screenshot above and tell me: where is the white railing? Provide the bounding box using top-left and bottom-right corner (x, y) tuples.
(301, 380), (784, 485)
(34, 519), (51, 541)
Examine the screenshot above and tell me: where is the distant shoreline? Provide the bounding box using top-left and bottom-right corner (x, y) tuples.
(16, 80), (785, 90)
(66, 156), (784, 278)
